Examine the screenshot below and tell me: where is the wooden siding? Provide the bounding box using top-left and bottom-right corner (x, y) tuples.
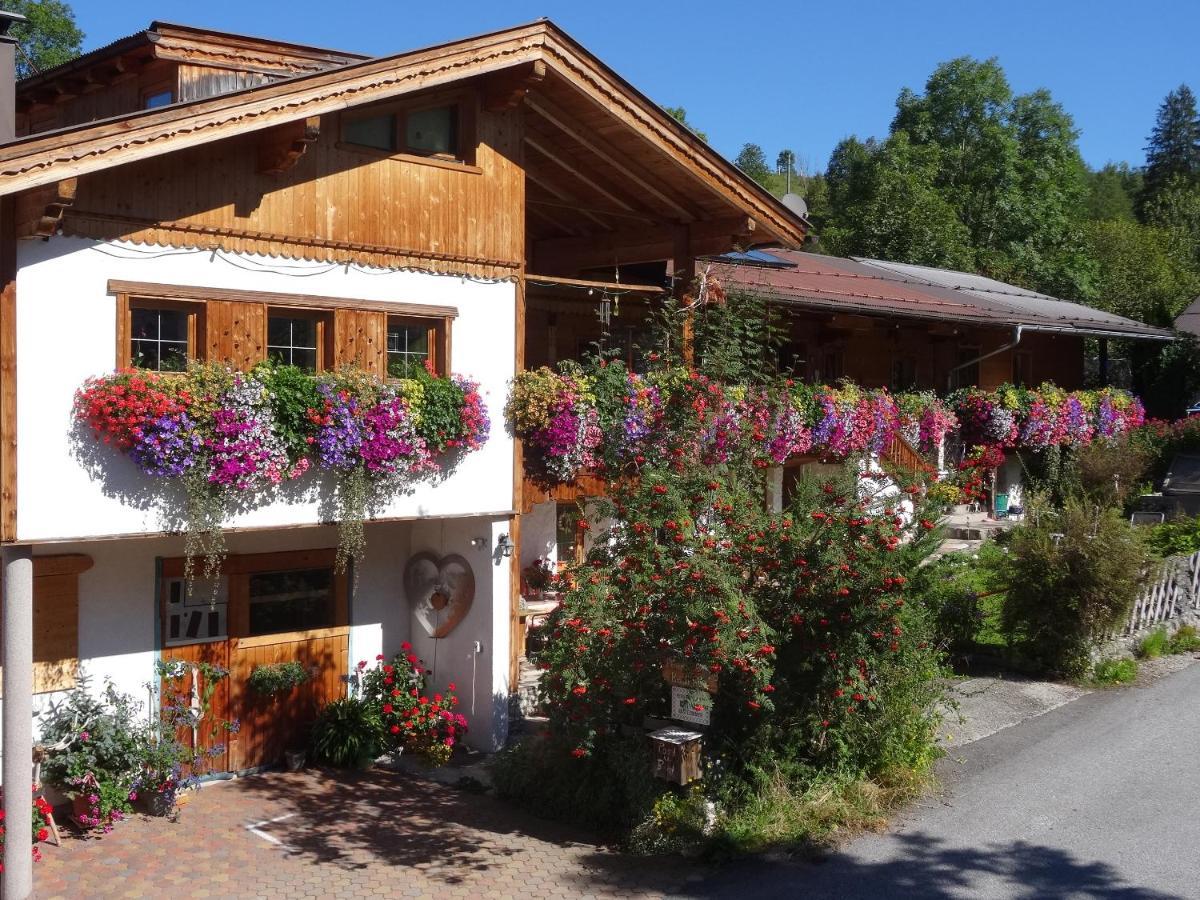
(176, 64), (276, 103)
(63, 102), (525, 278)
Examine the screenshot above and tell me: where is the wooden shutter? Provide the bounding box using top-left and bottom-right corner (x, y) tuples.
(333, 309), (387, 376)
(0, 554), (92, 695)
(206, 300), (266, 369)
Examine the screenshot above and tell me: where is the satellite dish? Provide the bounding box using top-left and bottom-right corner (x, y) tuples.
(781, 193), (808, 218)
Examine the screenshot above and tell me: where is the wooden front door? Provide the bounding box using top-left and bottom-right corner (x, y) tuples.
(160, 549), (350, 773)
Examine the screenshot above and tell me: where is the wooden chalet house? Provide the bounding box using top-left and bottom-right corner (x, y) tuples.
(0, 14), (807, 854)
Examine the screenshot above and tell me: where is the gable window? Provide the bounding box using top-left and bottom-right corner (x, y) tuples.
(387, 315), (446, 378)
(125, 298), (202, 371)
(341, 95), (471, 164)
(268, 310), (328, 372)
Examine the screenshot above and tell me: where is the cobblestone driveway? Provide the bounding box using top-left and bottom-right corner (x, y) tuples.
(34, 768), (699, 899)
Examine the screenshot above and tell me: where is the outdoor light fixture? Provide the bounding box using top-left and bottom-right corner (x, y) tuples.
(469, 536), (489, 549)
(497, 534), (513, 557)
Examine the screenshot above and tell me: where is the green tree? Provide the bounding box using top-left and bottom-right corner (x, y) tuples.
(1086, 219), (1200, 325)
(823, 57), (1093, 299)
(1086, 162), (1142, 222)
(776, 148), (797, 175)
(7, 0), (83, 79)
(734, 142), (771, 186)
(662, 105), (707, 142)
(823, 133), (974, 269)
(1140, 84), (1200, 213)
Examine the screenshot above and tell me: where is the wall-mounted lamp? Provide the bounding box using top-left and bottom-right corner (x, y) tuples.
(469, 537), (489, 549)
(497, 534), (513, 558)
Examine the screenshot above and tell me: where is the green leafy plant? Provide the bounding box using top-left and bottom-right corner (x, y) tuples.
(309, 697), (384, 769)
(1092, 657), (1138, 685)
(1144, 516), (1200, 558)
(247, 660), (310, 696)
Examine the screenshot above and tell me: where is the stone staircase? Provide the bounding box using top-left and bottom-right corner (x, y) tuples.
(507, 656), (547, 737)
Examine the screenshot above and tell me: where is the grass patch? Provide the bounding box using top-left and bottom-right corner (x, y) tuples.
(1168, 624), (1200, 654)
(711, 766), (929, 857)
(1092, 657), (1138, 685)
(1137, 627), (1170, 659)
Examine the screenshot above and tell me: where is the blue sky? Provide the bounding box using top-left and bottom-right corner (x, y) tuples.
(72, 0), (1199, 174)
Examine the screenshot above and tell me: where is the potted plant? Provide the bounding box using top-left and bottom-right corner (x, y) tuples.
(134, 734), (195, 817)
(247, 660), (310, 697)
(521, 558), (554, 600)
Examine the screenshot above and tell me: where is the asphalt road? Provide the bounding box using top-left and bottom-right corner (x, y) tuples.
(689, 659), (1200, 900)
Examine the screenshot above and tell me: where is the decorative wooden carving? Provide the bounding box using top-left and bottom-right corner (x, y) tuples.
(482, 60), (546, 111)
(257, 116), (321, 175)
(15, 178), (77, 239)
(404, 552), (475, 639)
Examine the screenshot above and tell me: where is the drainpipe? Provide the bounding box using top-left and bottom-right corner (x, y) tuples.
(946, 324), (1024, 392)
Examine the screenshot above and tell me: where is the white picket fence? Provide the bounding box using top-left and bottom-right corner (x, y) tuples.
(1118, 550), (1200, 636)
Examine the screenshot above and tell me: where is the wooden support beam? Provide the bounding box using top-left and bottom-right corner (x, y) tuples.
(524, 169), (613, 231)
(14, 178), (76, 239)
(533, 215), (756, 273)
(526, 94), (700, 222)
(257, 116), (321, 175)
(525, 135), (640, 214)
(482, 60), (546, 111)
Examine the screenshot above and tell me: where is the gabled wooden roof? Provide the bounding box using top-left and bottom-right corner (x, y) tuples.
(0, 20), (807, 249)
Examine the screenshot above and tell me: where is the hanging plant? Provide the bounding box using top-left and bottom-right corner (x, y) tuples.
(73, 362), (490, 582)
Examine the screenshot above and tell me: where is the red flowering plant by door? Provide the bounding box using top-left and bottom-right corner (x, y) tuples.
(352, 645), (467, 766)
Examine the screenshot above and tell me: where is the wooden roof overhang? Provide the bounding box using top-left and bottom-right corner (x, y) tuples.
(0, 21), (807, 258)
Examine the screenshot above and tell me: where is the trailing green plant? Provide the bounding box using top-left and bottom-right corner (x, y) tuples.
(247, 660), (310, 696)
(1092, 657), (1138, 685)
(988, 495), (1150, 677)
(309, 697), (384, 769)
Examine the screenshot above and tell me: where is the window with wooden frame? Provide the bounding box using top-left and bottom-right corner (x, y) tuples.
(267, 309), (331, 373)
(110, 281), (456, 378)
(1013, 351), (1034, 387)
(141, 87), (174, 109)
(340, 90), (476, 165)
(386, 315), (448, 378)
(119, 296), (204, 371)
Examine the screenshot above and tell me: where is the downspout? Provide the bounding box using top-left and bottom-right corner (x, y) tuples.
(946, 324), (1024, 392)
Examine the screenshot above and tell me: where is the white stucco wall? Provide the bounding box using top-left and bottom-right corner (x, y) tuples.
(406, 514), (511, 751)
(14, 236), (517, 543)
(12, 513), (511, 757)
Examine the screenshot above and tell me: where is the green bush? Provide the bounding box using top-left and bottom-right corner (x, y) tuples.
(310, 697), (384, 769)
(913, 543), (1008, 654)
(247, 660), (310, 696)
(992, 497), (1150, 677)
(1092, 657), (1138, 685)
(1144, 516), (1200, 558)
(1138, 627), (1170, 659)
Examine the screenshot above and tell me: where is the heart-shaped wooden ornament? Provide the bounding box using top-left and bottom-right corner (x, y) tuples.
(404, 552), (475, 639)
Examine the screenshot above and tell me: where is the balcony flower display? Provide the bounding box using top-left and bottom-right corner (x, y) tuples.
(74, 362), (489, 573)
(509, 362), (1148, 487)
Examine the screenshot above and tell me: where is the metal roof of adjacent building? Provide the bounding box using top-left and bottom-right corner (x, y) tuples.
(1174, 295), (1200, 338)
(709, 249), (1173, 341)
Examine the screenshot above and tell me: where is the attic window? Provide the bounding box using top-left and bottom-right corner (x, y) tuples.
(142, 89), (173, 110)
(341, 98), (468, 163)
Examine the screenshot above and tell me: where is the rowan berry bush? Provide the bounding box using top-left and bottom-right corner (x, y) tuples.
(496, 457), (947, 844)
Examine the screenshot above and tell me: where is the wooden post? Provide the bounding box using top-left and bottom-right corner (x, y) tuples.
(673, 226), (695, 368)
